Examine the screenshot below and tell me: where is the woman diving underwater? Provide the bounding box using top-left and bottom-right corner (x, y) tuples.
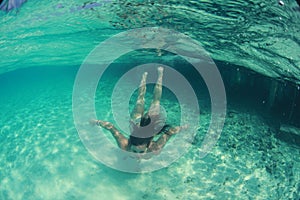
(91, 67), (186, 155)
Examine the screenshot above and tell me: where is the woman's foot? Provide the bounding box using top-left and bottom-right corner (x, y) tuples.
(157, 66), (164, 78)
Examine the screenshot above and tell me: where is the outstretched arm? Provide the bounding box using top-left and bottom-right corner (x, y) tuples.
(147, 126), (185, 154)
(92, 120), (129, 150)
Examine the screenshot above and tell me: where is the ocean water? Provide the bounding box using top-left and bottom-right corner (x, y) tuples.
(1, 0), (300, 200)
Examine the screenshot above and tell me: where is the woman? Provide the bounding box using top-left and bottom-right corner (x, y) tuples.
(92, 67), (186, 154)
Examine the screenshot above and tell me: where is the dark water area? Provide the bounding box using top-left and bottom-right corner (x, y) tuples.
(217, 61), (300, 125)
(216, 60), (300, 148)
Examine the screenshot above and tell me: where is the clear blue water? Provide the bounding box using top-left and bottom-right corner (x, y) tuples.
(1, 0), (300, 199)
(0, 65), (298, 199)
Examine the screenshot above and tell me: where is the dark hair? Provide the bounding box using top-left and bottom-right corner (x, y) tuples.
(160, 124), (171, 133)
(140, 114), (151, 127)
(129, 121), (171, 146)
(129, 135), (153, 146)
(129, 115), (153, 146)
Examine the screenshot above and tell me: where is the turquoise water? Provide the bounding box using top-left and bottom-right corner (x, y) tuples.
(1, 0), (300, 199)
(1, 65), (298, 199)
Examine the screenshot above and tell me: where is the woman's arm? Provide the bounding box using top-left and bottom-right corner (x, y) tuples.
(92, 120), (129, 151)
(147, 126), (185, 154)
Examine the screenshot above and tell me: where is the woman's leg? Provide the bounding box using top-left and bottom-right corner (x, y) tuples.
(148, 67), (164, 116)
(131, 72), (148, 121)
(96, 120), (129, 150)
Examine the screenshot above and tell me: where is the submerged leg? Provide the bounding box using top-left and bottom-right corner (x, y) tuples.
(131, 72), (148, 121)
(148, 67), (164, 116)
(96, 120), (129, 150)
